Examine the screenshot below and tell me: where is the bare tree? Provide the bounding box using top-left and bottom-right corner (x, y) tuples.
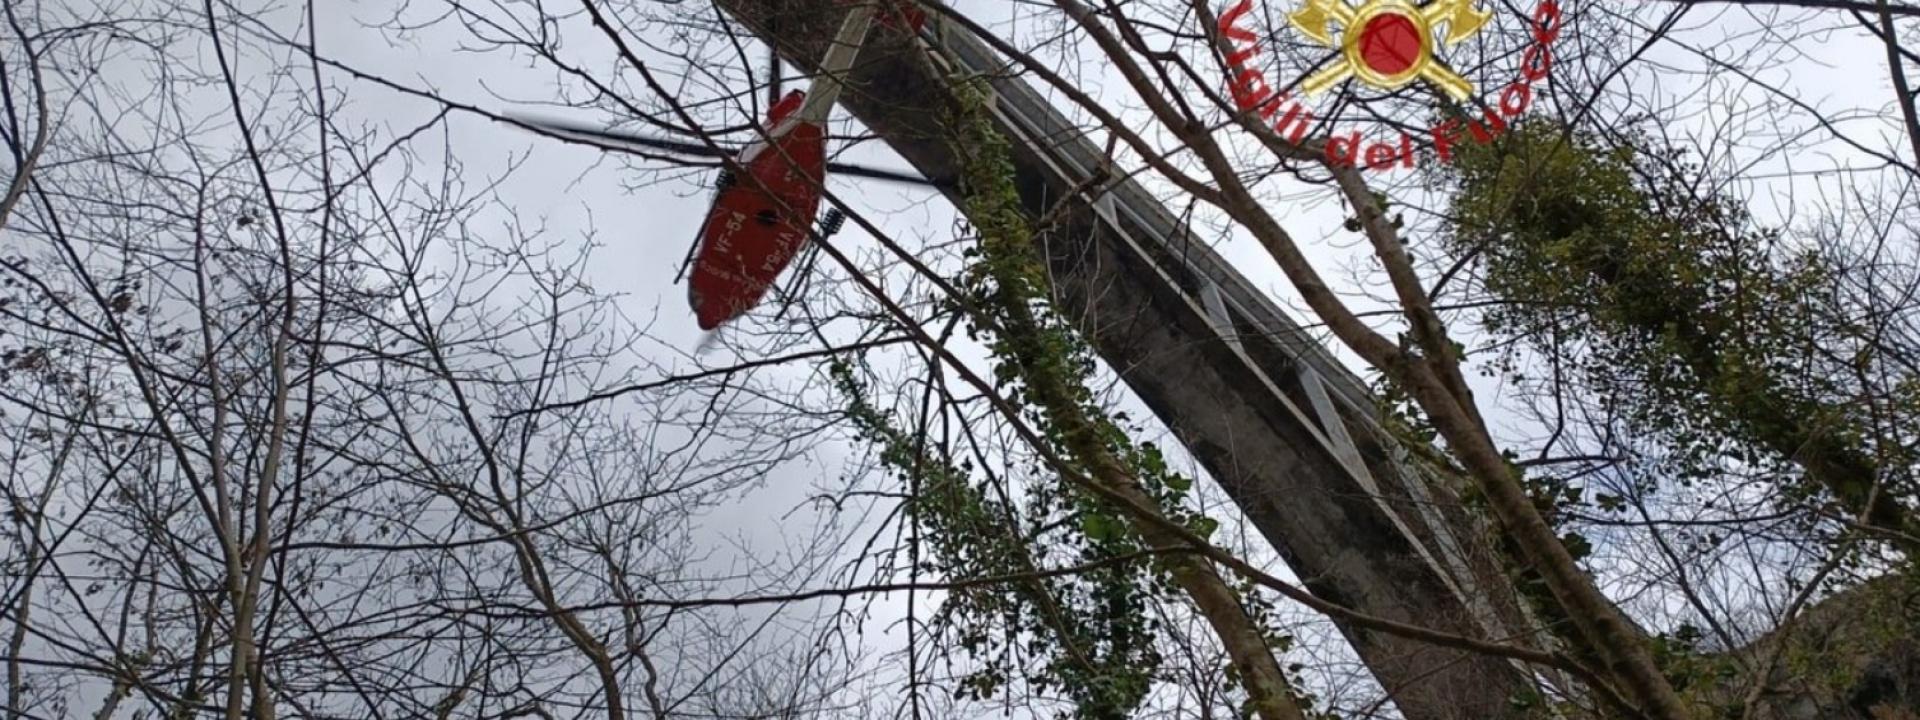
(16, 0), (1920, 718)
(0, 1), (880, 718)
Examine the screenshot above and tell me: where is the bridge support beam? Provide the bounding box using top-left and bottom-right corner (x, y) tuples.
(713, 2), (1550, 715)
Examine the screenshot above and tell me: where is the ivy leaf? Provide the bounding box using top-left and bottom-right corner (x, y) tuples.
(1081, 512), (1121, 543)
(1192, 516), (1220, 538)
(1560, 531), (1593, 561)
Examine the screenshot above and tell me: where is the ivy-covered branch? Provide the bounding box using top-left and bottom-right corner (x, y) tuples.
(934, 73), (1313, 720)
(834, 360), (1158, 716)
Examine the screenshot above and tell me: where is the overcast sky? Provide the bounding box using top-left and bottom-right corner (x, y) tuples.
(20, 0), (1919, 715)
(305, 0), (1917, 712)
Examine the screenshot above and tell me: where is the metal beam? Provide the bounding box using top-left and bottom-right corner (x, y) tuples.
(712, 1), (1549, 715)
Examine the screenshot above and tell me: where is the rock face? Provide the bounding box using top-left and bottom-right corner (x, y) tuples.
(1703, 574), (1920, 719)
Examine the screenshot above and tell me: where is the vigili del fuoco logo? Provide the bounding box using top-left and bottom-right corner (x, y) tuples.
(1217, 0), (1563, 171)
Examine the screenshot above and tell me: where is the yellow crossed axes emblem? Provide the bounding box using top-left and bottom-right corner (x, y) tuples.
(1288, 0), (1489, 100)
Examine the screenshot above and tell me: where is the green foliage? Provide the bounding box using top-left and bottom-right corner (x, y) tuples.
(828, 74), (1297, 719)
(1647, 622), (1736, 699)
(944, 72), (1231, 589)
(828, 62), (1317, 718)
(832, 361), (1162, 716)
(1440, 120), (1914, 544)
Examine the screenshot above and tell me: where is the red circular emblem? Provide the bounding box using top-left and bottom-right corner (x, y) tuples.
(1357, 12), (1423, 76)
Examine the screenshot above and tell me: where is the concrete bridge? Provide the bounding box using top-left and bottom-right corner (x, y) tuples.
(715, 2), (1549, 715)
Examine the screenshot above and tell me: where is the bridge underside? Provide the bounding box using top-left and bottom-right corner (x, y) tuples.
(712, 2), (1547, 716)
